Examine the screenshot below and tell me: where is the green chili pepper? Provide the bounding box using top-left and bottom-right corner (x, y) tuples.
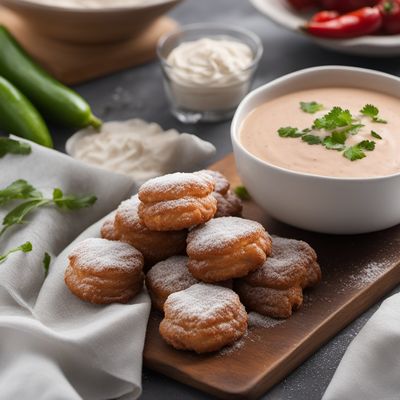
(0, 76), (53, 147)
(0, 26), (102, 130)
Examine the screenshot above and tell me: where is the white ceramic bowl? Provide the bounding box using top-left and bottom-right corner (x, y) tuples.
(231, 66), (400, 234)
(0, 0), (182, 44)
(250, 0), (400, 57)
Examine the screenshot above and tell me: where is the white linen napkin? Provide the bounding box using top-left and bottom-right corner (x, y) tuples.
(323, 293), (400, 400)
(0, 136), (177, 400)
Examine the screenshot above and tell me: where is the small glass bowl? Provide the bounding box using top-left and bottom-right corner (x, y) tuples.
(157, 23), (263, 123)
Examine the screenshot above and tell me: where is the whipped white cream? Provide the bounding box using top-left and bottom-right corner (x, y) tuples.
(165, 38), (254, 112)
(66, 119), (215, 182)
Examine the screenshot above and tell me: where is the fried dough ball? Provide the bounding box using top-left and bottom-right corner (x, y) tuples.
(64, 238), (144, 304)
(138, 172), (217, 231)
(159, 283), (247, 353)
(187, 217), (272, 282)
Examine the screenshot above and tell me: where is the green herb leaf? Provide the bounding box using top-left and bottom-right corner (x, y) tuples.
(343, 146), (366, 161)
(0, 180), (42, 206)
(0, 199), (50, 237)
(323, 136), (346, 151)
(371, 130), (382, 140)
(300, 101), (324, 114)
(313, 107), (354, 131)
(43, 252), (51, 277)
(360, 104), (387, 124)
(278, 127), (304, 138)
(341, 123), (364, 136)
(0, 241), (32, 263)
(52, 188), (97, 210)
(358, 140), (376, 151)
(0, 137), (31, 158)
(234, 185), (251, 201)
(302, 134), (322, 145)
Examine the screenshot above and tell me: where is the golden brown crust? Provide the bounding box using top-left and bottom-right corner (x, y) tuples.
(199, 170), (230, 195)
(100, 215), (120, 241)
(187, 217), (272, 282)
(213, 190), (243, 218)
(114, 196), (187, 267)
(64, 238), (144, 304)
(302, 261), (322, 289)
(235, 281), (303, 319)
(159, 284), (247, 353)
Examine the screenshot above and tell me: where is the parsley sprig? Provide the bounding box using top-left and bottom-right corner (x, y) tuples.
(343, 140), (376, 161)
(300, 101), (324, 114)
(0, 137), (31, 158)
(0, 241), (32, 264)
(360, 104), (387, 124)
(0, 180), (97, 237)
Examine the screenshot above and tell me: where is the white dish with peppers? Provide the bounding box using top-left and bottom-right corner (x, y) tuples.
(250, 0), (400, 56)
(231, 66), (400, 234)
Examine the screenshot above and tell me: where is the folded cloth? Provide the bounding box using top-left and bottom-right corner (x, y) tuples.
(323, 293), (400, 400)
(0, 138), (152, 400)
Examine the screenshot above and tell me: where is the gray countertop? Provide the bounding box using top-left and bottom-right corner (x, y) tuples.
(52, 0), (400, 398)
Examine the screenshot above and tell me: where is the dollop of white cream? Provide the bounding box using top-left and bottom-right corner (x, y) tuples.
(66, 119), (215, 182)
(164, 38), (255, 112)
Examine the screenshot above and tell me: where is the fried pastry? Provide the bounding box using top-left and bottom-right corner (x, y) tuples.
(100, 214), (119, 241)
(64, 238), (144, 304)
(236, 236), (321, 318)
(159, 283), (247, 353)
(114, 195), (187, 267)
(145, 256), (198, 311)
(138, 172), (217, 231)
(213, 190), (243, 218)
(235, 281), (303, 319)
(200, 169), (230, 195)
(187, 217), (272, 282)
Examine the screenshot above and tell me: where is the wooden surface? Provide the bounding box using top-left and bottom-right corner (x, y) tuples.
(143, 153), (400, 399)
(0, 7), (178, 85)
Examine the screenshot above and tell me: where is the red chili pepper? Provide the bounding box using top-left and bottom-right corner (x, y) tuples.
(305, 7), (383, 38)
(379, 0), (400, 34)
(311, 10), (340, 22)
(287, 0), (320, 10)
(320, 0), (380, 12)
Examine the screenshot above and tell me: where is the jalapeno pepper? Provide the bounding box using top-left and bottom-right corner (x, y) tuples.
(320, 0), (379, 12)
(305, 7), (382, 38)
(379, 0), (400, 34)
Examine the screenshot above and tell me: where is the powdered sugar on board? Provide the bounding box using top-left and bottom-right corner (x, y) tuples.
(146, 256), (198, 292)
(69, 238), (143, 272)
(187, 217), (265, 253)
(349, 260), (391, 288)
(248, 312), (285, 329)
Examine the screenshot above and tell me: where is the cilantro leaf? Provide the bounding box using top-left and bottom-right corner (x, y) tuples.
(0, 180), (42, 206)
(43, 252), (51, 277)
(343, 146), (366, 161)
(0, 241), (32, 263)
(52, 188), (97, 210)
(234, 185), (251, 200)
(371, 130), (382, 140)
(0, 137), (31, 158)
(341, 124), (364, 136)
(302, 135), (322, 145)
(323, 136), (346, 151)
(313, 107), (354, 131)
(360, 104), (387, 124)
(278, 127), (304, 138)
(300, 101), (324, 114)
(358, 140), (376, 151)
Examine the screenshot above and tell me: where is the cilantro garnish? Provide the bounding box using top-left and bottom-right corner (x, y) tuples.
(0, 180), (97, 237)
(234, 185), (251, 200)
(0, 137), (31, 158)
(313, 107), (354, 130)
(302, 134), (322, 145)
(323, 136), (346, 151)
(0, 241), (32, 264)
(343, 140), (376, 161)
(371, 130), (382, 140)
(278, 127), (304, 138)
(360, 104), (387, 124)
(300, 101), (324, 114)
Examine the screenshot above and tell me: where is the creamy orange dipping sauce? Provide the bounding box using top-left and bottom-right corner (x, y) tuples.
(240, 87), (400, 178)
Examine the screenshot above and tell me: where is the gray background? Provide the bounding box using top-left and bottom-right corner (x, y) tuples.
(51, 0), (400, 399)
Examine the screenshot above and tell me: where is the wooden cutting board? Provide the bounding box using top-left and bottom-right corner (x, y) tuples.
(0, 7), (178, 85)
(143, 153), (400, 399)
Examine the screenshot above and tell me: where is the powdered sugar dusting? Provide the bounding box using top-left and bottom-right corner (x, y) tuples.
(146, 256), (198, 292)
(248, 312), (284, 329)
(187, 217), (265, 253)
(165, 283), (239, 320)
(69, 238), (142, 272)
(116, 195), (141, 226)
(349, 261), (389, 288)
